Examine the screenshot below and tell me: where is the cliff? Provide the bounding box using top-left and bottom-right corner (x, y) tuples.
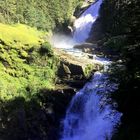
(88, 1), (140, 139)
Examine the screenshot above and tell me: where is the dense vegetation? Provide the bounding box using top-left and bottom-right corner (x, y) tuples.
(0, 0), (82, 31)
(0, 23), (61, 139)
(0, 23), (58, 100)
(0, 0), (85, 138)
(93, 0), (140, 139)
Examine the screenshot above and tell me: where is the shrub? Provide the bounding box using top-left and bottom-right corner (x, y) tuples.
(39, 42), (54, 57)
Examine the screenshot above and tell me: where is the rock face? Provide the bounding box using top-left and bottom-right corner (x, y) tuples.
(54, 48), (102, 88)
(87, 1), (140, 140)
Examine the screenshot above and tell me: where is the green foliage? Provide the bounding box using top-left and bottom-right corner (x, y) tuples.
(99, 0), (140, 83)
(100, 0), (140, 36)
(104, 35), (128, 52)
(84, 64), (94, 78)
(0, 23), (44, 46)
(0, 89), (72, 140)
(0, 0), (82, 31)
(0, 23), (59, 101)
(39, 42), (54, 57)
(98, 1), (140, 139)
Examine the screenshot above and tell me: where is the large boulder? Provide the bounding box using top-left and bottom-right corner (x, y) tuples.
(54, 48), (102, 81)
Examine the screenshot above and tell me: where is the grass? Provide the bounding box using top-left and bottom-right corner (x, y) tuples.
(0, 23), (58, 101)
(0, 23), (44, 46)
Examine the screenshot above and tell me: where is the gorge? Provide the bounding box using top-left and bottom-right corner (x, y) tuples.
(0, 0), (140, 140)
(58, 1), (122, 140)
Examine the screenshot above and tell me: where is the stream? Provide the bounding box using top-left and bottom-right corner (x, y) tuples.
(54, 0), (122, 139)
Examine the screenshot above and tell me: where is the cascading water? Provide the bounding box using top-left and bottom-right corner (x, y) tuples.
(60, 1), (122, 140)
(73, 0), (103, 43)
(61, 69), (122, 140)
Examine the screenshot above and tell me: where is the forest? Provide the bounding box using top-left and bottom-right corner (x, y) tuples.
(0, 0), (82, 30)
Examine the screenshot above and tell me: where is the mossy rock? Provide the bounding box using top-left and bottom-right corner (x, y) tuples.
(84, 64), (95, 78)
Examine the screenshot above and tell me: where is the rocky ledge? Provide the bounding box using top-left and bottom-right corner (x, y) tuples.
(53, 47), (103, 90)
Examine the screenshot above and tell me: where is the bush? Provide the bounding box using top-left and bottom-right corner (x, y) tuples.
(104, 35), (128, 52)
(39, 42), (54, 57)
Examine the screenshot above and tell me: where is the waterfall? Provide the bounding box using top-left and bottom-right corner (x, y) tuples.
(73, 0), (103, 43)
(61, 69), (122, 140)
(60, 1), (122, 140)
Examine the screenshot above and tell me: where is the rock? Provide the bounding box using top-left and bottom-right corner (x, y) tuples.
(62, 64), (71, 74)
(57, 62), (71, 78)
(70, 16), (76, 24)
(87, 54), (94, 59)
(54, 48), (103, 89)
(53, 47), (104, 90)
(74, 43), (97, 54)
(57, 60), (89, 79)
(63, 79), (87, 89)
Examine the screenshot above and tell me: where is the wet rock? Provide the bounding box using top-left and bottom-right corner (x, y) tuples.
(55, 48), (103, 73)
(61, 63), (71, 78)
(58, 56), (99, 81)
(74, 43), (97, 54)
(54, 48), (103, 90)
(87, 54), (94, 59)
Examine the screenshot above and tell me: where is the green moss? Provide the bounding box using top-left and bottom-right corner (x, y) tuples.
(84, 64), (94, 78)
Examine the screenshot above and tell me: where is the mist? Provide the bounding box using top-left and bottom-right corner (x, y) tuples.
(50, 34), (79, 49)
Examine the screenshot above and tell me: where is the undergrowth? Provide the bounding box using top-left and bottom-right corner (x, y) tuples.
(0, 23), (58, 101)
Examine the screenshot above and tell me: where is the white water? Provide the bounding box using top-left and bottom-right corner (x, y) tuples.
(61, 70), (122, 140)
(60, 1), (122, 140)
(73, 0), (103, 43)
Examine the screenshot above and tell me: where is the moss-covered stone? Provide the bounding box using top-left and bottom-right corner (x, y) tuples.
(84, 64), (94, 78)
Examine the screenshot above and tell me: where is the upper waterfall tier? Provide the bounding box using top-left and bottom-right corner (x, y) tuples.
(73, 0), (103, 43)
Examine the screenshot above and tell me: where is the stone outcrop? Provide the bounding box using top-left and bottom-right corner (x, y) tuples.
(54, 48), (102, 88)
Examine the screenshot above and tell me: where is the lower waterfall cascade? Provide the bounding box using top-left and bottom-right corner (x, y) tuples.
(60, 62), (122, 140)
(60, 0), (122, 140)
